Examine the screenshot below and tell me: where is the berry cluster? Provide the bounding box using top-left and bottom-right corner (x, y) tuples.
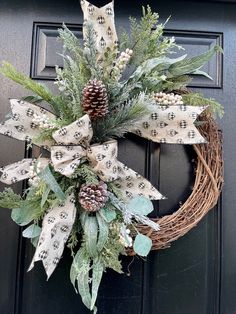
(32, 113), (55, 130)
(28, 161), (42, 186)
(153, 92), (184, 106)
(112, 48), (133, 80)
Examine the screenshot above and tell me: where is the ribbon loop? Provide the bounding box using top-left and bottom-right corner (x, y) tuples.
(52, 115), (93, 146)
(0, 99), (55, 149)
(51, 145), (87, 177)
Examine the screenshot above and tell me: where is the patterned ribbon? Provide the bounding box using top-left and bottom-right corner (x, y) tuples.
(131, 104), (207, 144)
(0, 99), (54, 149)
(0, 158), (49, 185)
(28, 194), (76, 279)
(80, 0), (118, 57)
(51, 118), (164, 200)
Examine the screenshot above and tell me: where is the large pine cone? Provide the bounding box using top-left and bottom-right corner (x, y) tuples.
(82, 79), (109, 120)
(78, 181), (108, 212)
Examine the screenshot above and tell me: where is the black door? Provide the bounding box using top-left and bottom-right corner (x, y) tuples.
(0, 0), (234, 313)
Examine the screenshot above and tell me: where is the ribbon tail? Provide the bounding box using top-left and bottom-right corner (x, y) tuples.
(81, 0), (118, 57)
(28, 194), (76, 279)
(87, 140), (165, 200)
(130, 105), (207, 145)
(115, 161), (165, 200)
(0, 158), (48, 185)
(0, 99), (55, 149)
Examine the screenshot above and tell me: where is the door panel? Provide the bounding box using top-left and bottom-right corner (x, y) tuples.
(0, 1), (234, 314)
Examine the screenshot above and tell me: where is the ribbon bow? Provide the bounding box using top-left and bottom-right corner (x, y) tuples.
(51, 114), (164, 200)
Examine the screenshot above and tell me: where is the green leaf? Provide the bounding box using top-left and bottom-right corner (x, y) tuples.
(133, 234), (152, 257)
(38, 165), (65, 201)
(192, 69), (213, 80)
(70, 248), (84, 292)
(126, 55), (186, 84)
(70, 248), (92, 309)
(21, 95), (43, 104)
(40, 185), (51, 208)
(168, 46), (222, 77)
(127, 196), (154, 216)
(31, 236), (39, 248)
(96, 213), (109, 252)
(84, 216), (98, 258)
(91, 259), (104, 310)
(11, 206), (40, 226)
(100, 207), (117, 223)
(22, 224), (41, 238)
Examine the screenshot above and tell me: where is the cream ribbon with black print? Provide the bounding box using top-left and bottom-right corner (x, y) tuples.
(80, 0), (118, 57)
(131, 104), (207, 144)
(0, 99), (55, 149)
(51, 117), (164, 200)
(28, 194), (76, 279)
(0, 158), (49, 185)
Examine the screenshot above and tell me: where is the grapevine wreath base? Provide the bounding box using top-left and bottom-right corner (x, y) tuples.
(135, 114), (223, 252)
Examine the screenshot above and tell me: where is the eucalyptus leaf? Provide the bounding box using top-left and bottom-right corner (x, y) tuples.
(22, 224), (41, 238)
(31, 236), (39, 248)
(11, 205), (41, 226)
(84, 216), (98, 258)
(80, 212), (88, 228)
(96, 213), (109, 251)
(70, 248), (92, 310)
(70, 248), (85, 292)
(192, 69), (213, 80)
(126, 196), (154, 216)
(90, 259), (104, 310)
(126, 55), (187, 84)
(100, 207), (116, 223)
(38, 165), (65, 200)
(41, 185), (51, 208)
(21, 95), (43, 104)
(133, 234), (152, 257)
(168, 46), (222, 77)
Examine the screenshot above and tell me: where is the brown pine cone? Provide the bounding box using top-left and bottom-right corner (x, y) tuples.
(78, 181), (108, 212)
(82, 79), (109, 120)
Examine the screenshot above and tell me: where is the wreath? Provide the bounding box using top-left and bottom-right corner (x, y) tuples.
(0, 2), (223, 313)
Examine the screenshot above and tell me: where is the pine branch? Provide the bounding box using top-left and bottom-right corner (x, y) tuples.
(120, 6), (179, 67)
(0, 62), (60, 114)
(0, 188), (23, 209)
(182, 92), (224, 119)
(92, 93), (150, 142)
(83, 23), (103, 80)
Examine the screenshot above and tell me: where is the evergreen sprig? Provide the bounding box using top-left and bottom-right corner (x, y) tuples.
(182, 92), (224, 118)
(92, 93), (150, 143)
(120, 6), (180, 67)
(0, 188), (23, 209)
(0, 62), (61, 115)
(83, 23), (103, 80)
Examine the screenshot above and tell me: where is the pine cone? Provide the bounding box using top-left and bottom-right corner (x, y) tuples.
(82, 79), (109, 120)
(78, 181), (108, 212)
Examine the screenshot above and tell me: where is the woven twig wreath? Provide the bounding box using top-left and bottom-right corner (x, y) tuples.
(131, 113), (223, 252)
